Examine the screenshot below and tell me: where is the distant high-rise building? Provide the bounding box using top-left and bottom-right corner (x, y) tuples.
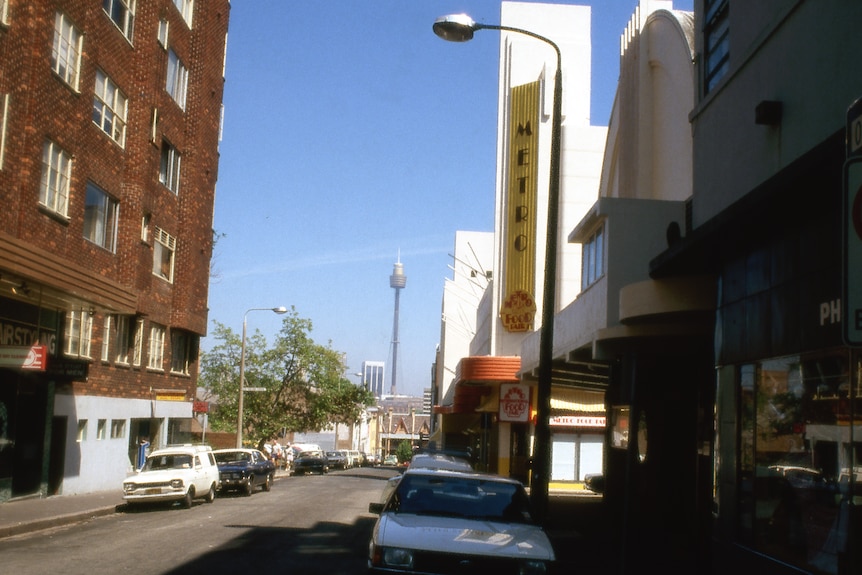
(361, 361), (386, 398)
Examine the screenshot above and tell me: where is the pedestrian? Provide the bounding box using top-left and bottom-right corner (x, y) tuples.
(272, 438), (283, 468)
(263, 440), (273, 459)
(285, 444), (294, 472)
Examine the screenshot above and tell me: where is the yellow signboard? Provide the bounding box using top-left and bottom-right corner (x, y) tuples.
(501, 81), (540, 331)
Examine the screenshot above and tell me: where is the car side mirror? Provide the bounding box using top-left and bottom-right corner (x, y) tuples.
(368, 502), (384, 514)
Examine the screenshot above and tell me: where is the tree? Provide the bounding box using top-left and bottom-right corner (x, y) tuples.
(198, 307), (373, 447)
(395, 440), (414, 464)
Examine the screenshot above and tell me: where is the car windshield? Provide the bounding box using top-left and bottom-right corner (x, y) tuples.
(214, 451), (250, 464)
(144, 454), (193, 471)
(387, 474), (535, 524)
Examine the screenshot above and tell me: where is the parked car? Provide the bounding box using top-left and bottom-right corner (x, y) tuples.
(326, 450), (348, 470)
(213, 448), (275, 496)
(368, 468), (555, 573)
(379, 451), (474, 504)
(383, 454), (398, 466)
(123, 444), (219, 509)
(292, 450), (329, 475)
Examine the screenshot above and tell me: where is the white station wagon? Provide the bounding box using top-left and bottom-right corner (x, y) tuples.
(368, 467), (555, 574)
(123, 444), (220, 509)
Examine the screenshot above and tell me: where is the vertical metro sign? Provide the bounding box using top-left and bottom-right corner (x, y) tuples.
(843, 97), (862, 344)
(501, 81), (540, 332)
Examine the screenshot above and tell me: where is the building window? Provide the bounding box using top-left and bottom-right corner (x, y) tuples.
(133, 317), (144, 366)
(77, 420), (88, 442)
(157, 19), (169, 47)
(0, 0), (8, 25)
(115, 315), (131, 365)
(165, 49), (188, 110)
(111, 419), (126, 439)
(93, 70), (128, 146)
(704, 0), (729, 94)
(51, 12), (82, 90)
(39, 140), (72, 217)
(141, 213), (151, 243)
(103, 0), (134, 40)
(101, 315), (112, 361)
(83, 182), (119, 252)
(97, 419), (107, 440)
(171, 330), (192, 375)
(172, 0), (193, 27)
(581, 225), (604, 291)
(159, 139), (181, 193)
(729, 351), (859, 573)
(0, 93), (8, 170)
(148, 324), (166, 370)
(64, 310), (93, 358)
(153, 227), (176, 282)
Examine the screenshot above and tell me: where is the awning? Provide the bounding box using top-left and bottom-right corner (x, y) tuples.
(434, 356), (521, 415)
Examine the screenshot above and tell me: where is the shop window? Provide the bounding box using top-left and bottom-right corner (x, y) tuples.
(733, 351), (859, 573)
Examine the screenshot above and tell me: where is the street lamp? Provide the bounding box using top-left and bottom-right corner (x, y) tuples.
(434, 13), (562, 524)
(236, 306), (288, 448)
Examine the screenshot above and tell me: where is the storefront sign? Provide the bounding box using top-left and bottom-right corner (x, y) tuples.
(154, 390), (186, 401)
(193, 401), (209, 413)
(0, 345), (48, 370)
(499, 383), (531, 422)
(550, 415), (606, 428)
(500, 290), (536, 332)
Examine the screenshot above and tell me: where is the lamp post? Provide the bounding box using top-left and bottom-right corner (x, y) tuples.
(434, 13), (561, 524)
(236, 306), (288, 448)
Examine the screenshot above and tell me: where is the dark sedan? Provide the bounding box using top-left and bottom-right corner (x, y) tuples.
(213, 448), (275, 495)
(292, 450), (329, 475)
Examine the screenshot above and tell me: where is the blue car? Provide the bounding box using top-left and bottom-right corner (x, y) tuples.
(213, 448), (275, 496)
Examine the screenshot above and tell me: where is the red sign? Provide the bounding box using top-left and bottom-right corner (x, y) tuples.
(0, 345), (47, 371)
(193, 401), (209, 414)
(499, 383), (531, 422)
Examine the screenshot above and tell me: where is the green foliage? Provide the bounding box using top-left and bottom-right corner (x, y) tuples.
(395, 440), (414, 463)
(198, 307), (374, 447)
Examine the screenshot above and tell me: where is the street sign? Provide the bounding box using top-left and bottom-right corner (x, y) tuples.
(243, 387), (266, 392)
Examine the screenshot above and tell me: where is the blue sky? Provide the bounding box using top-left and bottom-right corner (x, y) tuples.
(205, 1), (693, 398)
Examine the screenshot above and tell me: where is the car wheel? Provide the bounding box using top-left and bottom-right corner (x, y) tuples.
(182, 487), (194, 509)
(263, 473), (273, 491)
(244, 478), (254, 496)
(205, 483), (216, 503)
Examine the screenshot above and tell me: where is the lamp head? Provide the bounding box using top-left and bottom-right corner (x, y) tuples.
(273, 307), (288, 314)
(433, 14), (478, 42)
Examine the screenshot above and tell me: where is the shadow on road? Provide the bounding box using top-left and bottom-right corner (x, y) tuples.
(160, 517), (378, 575)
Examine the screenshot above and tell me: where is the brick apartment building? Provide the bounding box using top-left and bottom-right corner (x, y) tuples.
(0, 0), (229, 501)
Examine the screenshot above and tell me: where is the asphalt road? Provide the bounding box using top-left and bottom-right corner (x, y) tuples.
(0, 467), (395, 575)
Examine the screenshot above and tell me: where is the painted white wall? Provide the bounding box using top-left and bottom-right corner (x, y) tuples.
(54, 394), (190, 495)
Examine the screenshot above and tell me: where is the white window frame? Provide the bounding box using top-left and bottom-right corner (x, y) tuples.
(0, 94), (8, 171)
(157, 19), (169, 48)
(172, 0), (193, 27)
(0, 0), (9, 25)
(159, 139), (181, 193)
(148, 324), (166, 371)
(133, 317), (144, 367)
(65, 310), (93, 359)
(52, 12), (83, 90)
(39, 140), (72, 217)
(153, 227), (176, 283)
(170, 330), (192, 375)
(77, 420), (88, 442)
(83, 182), (119, 252)
(581, 224), (605, 291)
(102, 0), (135, 41)
(97, 419), (107, 440)
(101, 314), (112, 362)
(93, 69), (128, 146)
(111, 419), (126, 439)
(165, 49), (188, 110)
(115, 314), (131, 365)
